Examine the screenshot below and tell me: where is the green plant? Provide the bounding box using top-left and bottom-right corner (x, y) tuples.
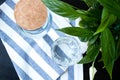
(42, 0), (120, 79)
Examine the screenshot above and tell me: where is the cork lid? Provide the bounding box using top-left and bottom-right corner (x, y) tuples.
(14, 0), (48, 30)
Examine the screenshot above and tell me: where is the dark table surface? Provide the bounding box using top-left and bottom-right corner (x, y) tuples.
(0, 0), (5, 5)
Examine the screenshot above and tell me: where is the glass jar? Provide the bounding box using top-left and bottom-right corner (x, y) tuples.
(17, 11), (52, 38)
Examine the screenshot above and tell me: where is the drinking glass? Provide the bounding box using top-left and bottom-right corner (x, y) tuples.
(51, 36), (82, 68)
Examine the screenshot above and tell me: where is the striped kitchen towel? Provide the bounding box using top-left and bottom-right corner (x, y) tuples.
(0, 0), (87, 80)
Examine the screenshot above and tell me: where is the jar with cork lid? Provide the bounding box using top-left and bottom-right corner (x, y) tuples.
(14, 0), (51, 37)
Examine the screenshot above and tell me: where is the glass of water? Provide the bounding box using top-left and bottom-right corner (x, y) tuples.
(51, 36), (82, 68)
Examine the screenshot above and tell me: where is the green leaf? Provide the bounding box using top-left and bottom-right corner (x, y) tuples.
(78, 36), (90, 42)
(79, 4), (102, 31)
(88, 35), (99, 45)
(78, 42), (100, 64)
(116, 37), (120, 60)
(42, 0), (84, 19)
(82, 0), (98, 7)
(59, 27), (93, 38)
(101, 28), (116, 79)
(94, 8), (117, 35)
(98, 0), (120, 17)
(79, 15), (99, 29)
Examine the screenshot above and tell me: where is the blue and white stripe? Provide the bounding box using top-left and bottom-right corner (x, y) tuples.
(0, 0), (87, 80)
